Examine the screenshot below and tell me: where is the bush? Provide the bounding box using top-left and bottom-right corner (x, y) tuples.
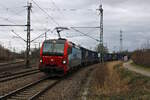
(132, 49), (150, 67)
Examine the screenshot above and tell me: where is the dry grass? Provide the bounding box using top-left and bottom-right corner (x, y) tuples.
(90, 62), (129, 98)
(101, 63), (129, 96)
(89, 61), (150, 100)
(93, 63), (109, 87)
(115, 64), (150, 99)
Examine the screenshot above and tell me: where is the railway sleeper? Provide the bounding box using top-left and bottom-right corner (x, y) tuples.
(16, 93), (32, 96)
(16, 93), (30, 96)
(10, 87), (48, 99)
(11, 94), (33, 99)
(11, 96), (27, 100)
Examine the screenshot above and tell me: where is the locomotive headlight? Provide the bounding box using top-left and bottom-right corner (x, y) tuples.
(62, 60), (67, 64)
(40, 59), (43, 63)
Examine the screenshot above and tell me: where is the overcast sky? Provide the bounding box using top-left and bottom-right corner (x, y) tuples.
(0, 0), (150, 52)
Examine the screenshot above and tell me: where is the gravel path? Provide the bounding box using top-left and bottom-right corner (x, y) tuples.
(123, 61), (150, 77)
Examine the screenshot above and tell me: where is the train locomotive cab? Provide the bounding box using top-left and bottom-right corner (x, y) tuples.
(39, 38), (82, 76)
(39, 39), (69, 76)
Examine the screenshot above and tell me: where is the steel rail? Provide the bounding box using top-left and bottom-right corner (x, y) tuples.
(0, 70), (40, 82)
(0, 68), (38, 79)
(0, 77), (61, 100)
(0, 77), (49, 100)
(29, 80), (61, 100)
(0, 60), (24, 67)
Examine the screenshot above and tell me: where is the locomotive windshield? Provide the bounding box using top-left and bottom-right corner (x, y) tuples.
(42, 41), (65, 56)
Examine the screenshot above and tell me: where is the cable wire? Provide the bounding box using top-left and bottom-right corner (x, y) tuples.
(31, 0), (60, 26)
(71, 27), (100, 42)
(50, 0), (66, 20)
(31, 10), (48, 31)
(0, 17), (17, 25)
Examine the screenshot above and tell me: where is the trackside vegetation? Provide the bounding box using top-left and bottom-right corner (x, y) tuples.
(88, 62), (150, 100)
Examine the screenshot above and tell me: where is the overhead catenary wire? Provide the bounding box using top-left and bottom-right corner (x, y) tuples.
(71, 27), (100, 42)
(31, 0), (98, 41)
(10, 29), (45, 47)
(30, 29), (52, 42)
(0, 24), (27, 26)
(0, 17), (18, 25)
(11, 30), (26, 42)
(65, 28), (98, 38)
(0, 3), (25, 14)
(31, 0), (60, 26)
(0, 4), (26, 23)
(46, 8), (94, 12)
(31, 10), (49, 32)
(71, 27), (100, 28)
(6, 8), (26, 17)
(50, 0), (66, 20)
(66, 35), (86, 38)
(0, 0), (102, 53)
(6, 8), (26, 22)
(0, 7), (26, 26)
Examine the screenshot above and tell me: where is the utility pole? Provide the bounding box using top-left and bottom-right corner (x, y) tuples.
(97, 4), (104, 62)
(120, 30), (123, 53)
(45, 32), (47, 40)
(26, 2), (32, 67)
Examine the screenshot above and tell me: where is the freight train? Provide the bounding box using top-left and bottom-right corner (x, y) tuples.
(39, 38), (99, 76)
(103, 53), (123, 61)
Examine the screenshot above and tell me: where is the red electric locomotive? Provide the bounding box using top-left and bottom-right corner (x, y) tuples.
(39, 38), (81, 76)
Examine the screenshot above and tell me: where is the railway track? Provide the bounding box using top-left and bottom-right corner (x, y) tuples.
(0, 60), (25, 67)
(0, 68), (38, 78)
(0, 59), (38, 79)
(0, 77), (61, 100)
(0, 60), (26, 73)
(0, 69), (40, 82)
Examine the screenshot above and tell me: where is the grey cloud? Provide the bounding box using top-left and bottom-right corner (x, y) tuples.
(0, 0), (150, 52)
